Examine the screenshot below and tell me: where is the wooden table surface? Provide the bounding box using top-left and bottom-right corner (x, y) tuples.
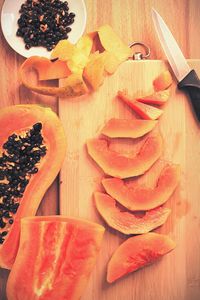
(0, 0), (199, 299)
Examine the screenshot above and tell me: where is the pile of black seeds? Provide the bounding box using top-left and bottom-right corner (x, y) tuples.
(16, 0), (75, 51)
(0, 123), (47, 244)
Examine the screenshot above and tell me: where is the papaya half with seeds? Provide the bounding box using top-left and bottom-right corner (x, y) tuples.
(101, 118), (158, 138)
(86, 135), (163, 178)
(107, 232), (176, 283)
(102, 164), (180, 211)
(7, 216), (105, 300)
(0, 105), (66, 269)
(94, 192), (171, 235)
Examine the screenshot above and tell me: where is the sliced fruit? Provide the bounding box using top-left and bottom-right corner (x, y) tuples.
(86, 135), (163, 178)
(153, 70), (173, 92)
(0, 105), (66, 269)
(118, 90), (163, 120)
(6, 216), (105, 300)
(107, 232), (176, 283)
(102, 164), (180, 211)
(137, 89), (171, 106)
(94, 192), (171, 235)
(98, 24), (132, 62)
(83, 52), (107, 90)
(101, 118), (157, 138)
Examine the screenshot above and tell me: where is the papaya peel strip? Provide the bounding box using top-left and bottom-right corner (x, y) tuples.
(19, 57), (88, 98)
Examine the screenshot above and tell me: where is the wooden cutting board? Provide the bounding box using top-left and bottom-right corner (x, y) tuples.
(59, 60), (200, 300)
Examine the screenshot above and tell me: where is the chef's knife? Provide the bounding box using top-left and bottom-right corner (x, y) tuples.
(152, 8), (200, 121)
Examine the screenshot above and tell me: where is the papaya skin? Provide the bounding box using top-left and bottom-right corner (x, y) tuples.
(19, 60), (88, 98)
(19, 56), (71, 81)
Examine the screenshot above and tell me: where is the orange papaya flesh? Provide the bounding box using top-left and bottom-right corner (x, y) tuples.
(102, 164), (180, 211)
(107, 232), (176, 283)
(153, 70), (173, 92)
(0, 105), (66, 269)
(6, 216), (105, 300)
(86, 135), (163, 178)
(118, 90), (163, 120)
(94, 192), (171, 235)
(101, 118), (158, 138)
(137, 89), (171, 106)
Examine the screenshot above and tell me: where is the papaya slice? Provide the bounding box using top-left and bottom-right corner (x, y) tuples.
(107, 232), (176, 283)
(98, 25), (132, 62)
(94, 192), (171, 235)
(102, 164), (180, 211)
(83, 52), (107, 90)
(118, 90), (163, 120)
(0, 105), (66, 269)
(86, 135), (163, 178)
(153, 70), (173, 92)
(7, 216), (105, 300)
(137, 89), (171, 106)
(101, 118), (158, 138)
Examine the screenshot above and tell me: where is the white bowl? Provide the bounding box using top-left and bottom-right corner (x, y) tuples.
(1, 0), (87, 58)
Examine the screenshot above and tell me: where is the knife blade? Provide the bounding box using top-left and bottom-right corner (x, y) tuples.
(152, 8), (200, 122)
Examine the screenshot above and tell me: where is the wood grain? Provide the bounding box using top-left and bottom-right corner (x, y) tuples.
(0, 0), (200, 299)
(59, 60), (200, 300)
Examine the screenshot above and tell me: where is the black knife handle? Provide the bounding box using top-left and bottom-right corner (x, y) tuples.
(178, 69), (200, 121)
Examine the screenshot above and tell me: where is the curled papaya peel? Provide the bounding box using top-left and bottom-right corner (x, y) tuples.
(20, 57), (88, 98)
(20, 25), (132, 96)
(21, 56), (71, 81)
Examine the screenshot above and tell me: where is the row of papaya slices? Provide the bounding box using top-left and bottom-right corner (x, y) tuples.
(86, 70), (179, 283)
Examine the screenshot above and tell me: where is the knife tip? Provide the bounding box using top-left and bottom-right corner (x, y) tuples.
(151, 7), (157, 16)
